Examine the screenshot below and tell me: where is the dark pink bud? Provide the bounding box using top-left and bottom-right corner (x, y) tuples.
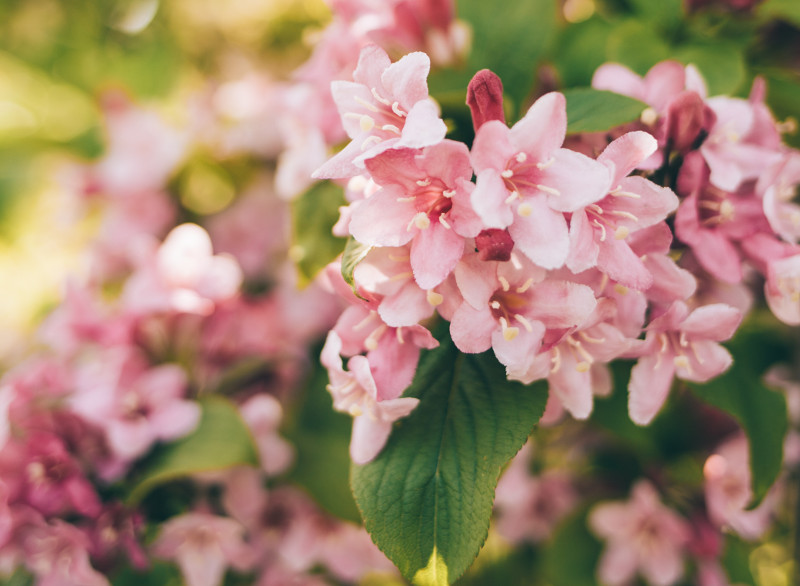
(475, 228), (514, 261)
(467, 69), (505, 132)
(666, 91), (715, 152)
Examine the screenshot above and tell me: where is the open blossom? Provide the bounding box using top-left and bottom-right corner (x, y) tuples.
(589, 481), (691, 586)
(704, 434), (778, 540)
(122, 223), (243, 317)
(628, 301), (741, 425)
(321, 331), (421, 464)
(348, 140), (482, 289)
(566, 131), (679, 289)
(313, 44), (446, 179)
(470, 91), (611, 269)
(151, 512), (255, 586)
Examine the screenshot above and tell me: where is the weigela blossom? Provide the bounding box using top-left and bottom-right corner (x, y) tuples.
(470, 91), (611, 269)
(628, 301), (742, 425)
(589, 481), (691, 586)
(313, 44), (446, 179)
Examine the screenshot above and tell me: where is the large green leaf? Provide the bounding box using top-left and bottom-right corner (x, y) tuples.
(605, 19), (671, 76)
(126, 396), (259, 505)
(564, 88), (647, 134)
(351, 332), (548, 585)
(674, 43), (746, 96)
(290, 180), (347, 287)
(686, 322), (790, 507)
(759, 0), (800, 27)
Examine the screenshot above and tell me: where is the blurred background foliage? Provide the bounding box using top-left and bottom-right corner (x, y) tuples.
(1, 1), (799, 584)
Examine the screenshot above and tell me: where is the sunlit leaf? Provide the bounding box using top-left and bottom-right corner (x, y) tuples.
(351, 329), (548, 585)
(564, 88), (647, 134)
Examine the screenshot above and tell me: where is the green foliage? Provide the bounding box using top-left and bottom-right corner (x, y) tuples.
(542, 509), (603, 586)
(563, 88), (647, 134)
(759, 0), (800, 27)
(687, 322), (791, 507)
(341, 236), (372, 298)
(351, 330), (548, 585)
(429, 0), (557, 120)
(112, 561), (183, 586)
(284, 349), (362, 523)
(126, 396), (259, 505)
(674, 42), (746, 96)
(290, 180), (347, 287)
(721, 535), (757, 586)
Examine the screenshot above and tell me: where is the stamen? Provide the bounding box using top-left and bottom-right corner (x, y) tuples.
(516, 152), (528, 163)
(610, 188), (642, 199)
(349, 405), (364, 417)
(614, 226), (630, 240)
(391, 101), (407, 117)
(427, 290), (444, 306)
(498, 275), (511, 291)
(536, 157), (555, 170)
(416, 178), (432, 187)
(514, 313), (534, 332)
(673, 354), (692, 373)
(353, 311), (378, 331)
(364, 324), (388, 351)
(516, 278), (534, 293)
(396, 327), (405, 344)
(388, 253), (410, 262)
(579, 331), (605, 344)
(588, 204), (603, 214)
(614, 283), (629, 295)
(381, 124), (401, 134)
(575, 361), (591, 373)
(397, 196), (416, 202)
(608, 210), (639, 221)
(442, 189), (455, 198)
(408, 212), (431, 231)
(536, 184), (561, 197)
(499, 317), (519, 341)
(390, 271), (414, 281)
(518, 202), (533, 217)
(439, 214), (451, 229)
(505, 191), (520, 204)
(501, 169), (514, 178)
(353, 95), (380, 112)
(361, 135), (382, 150)
(550, 347), (562, 373)
(593, 220), (607, 242)
(370, 87), (392, 106)
(640, 107), (658, 126)
(360, 115), (375, 132)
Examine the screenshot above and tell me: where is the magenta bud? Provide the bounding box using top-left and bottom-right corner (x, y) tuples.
(475, 228), (514, 261)
(467, 69), (506, 132)
(666, 91), (716, 152)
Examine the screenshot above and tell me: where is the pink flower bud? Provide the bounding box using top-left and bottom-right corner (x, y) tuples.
(467, 69), (505, 131)
(666, 91), (715, 153)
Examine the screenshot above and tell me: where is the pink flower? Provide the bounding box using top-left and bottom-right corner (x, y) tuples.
(628, 301), (741, 425)
(321, 331), (420, 464)
(314, 44), (447, 179)
(349, 140), (482, 289)
(566, 131), (679, 289)
(22, 519), (109, 586)
(760, 151), (800, 244)
(589, 481), (691, 586)
(239, 394), (294, 477)
(122, 223), (243, 317)
(151, 512), (255, 586)
(764, 254), (800, 325)
(703, 434), (778, 540)
(470, 91), (611, 269)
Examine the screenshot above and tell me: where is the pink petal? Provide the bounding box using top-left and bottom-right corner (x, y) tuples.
(396, 100), (447, 149)
(470, 120), (515, 174)
(677, 340), (732, 383)
(410, 223), (464, 289)
(681, 304), (741, 341)
(472, 169), (515, 228)
(349, 188), (415, 247)
(599, 131), (658, 185)
(350, 416), (392, 465)
(508, 200), (569, 269)
(510, 92), (567, 161)
(628, 351), (676, 425)
(539, 149), (610, 212)
(450, 303), (495, 353)
(381, 51), (431, 109)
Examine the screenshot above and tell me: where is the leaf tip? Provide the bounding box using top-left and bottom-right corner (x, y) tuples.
(413, 547), (449, 586)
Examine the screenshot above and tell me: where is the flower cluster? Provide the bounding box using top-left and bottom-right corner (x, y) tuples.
(319, 46), (800, 463)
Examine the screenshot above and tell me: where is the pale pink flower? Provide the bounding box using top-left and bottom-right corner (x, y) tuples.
(764, 254), (800, 325)
(314, 44), (447, 179)
(22, 519), (109, 586)
(760, 151), (800, 244)
(566, 131), (678, 289)
(122, 223), (243, 317)
(317, 522), (397, 581)
(151, 512), (255, 586)
(71, 347), (200, 463)
(239, 394), (294, 477)
(470, 91), (611, 269)
(494, 443), (577, 543)
(703, 434), (777, 540)
(349, 141), (482, 289)
(589, 481), (691, 586)
(321, 331), (420, 464)
(628, 301), (741, 425)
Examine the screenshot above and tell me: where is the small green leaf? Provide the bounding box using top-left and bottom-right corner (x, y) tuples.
(351, 331), (548, 585)
(686, 322), (790, 507)
(290, 180), (347, 287)
(341, 236), (372, 297)
(564, 88), (647, 134)
(674, 43), (746, 96)
(759, 0), (800, 27)
(126, 396), (259, 505)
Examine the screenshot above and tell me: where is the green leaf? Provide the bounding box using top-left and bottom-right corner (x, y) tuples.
(428, 0), (557, 120)
(126, 396), (259, 505)
(341, 236), (372, 298)
(564, 88), (647, 134)
(759, 0), (800, 27)
(686, 321), (790, 507)
(674, 43), (746, 96)
(542, 509), (602, 586)
(112, 561), (183, 586)
(605, 19), (671, 76)
(721, 535), (756, 586)
(551, 18), (615, 88)
(290, 180), (347, 287)
(284, 350), (362, 523)
(351, 332), (548, 585)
